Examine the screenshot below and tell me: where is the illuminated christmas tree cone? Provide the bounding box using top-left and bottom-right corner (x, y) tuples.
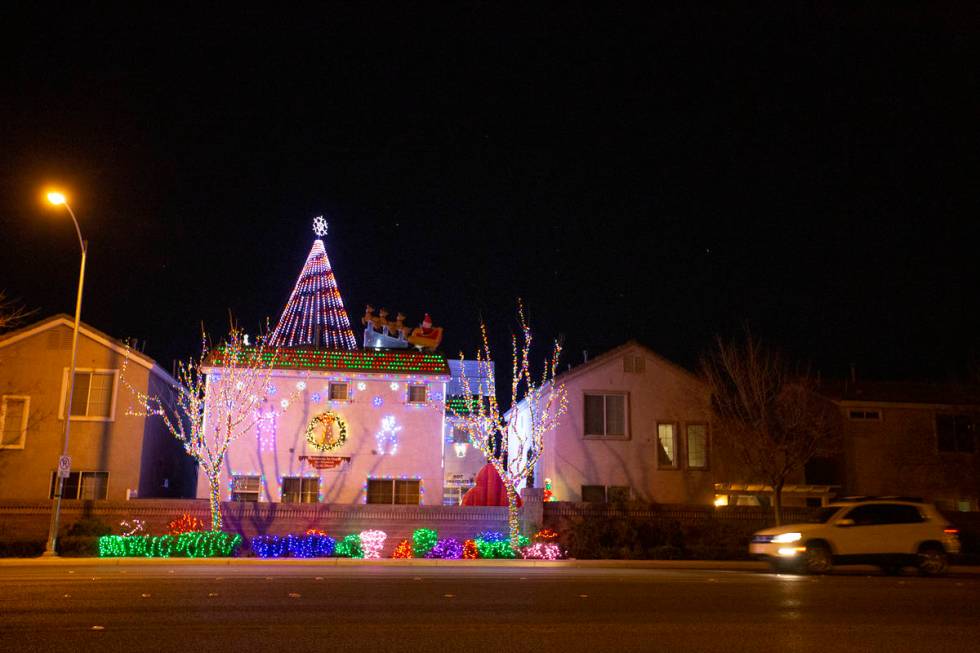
(268, 217), (358, 349)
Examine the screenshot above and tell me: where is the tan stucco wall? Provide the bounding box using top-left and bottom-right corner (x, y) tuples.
(841, 402), (980, 507)
(0, 323), (156, 500)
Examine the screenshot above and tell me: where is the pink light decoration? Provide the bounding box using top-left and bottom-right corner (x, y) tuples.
(267, 227), (358, 349)
(359, 529), (387, 559)
(521, 542), (562, 560)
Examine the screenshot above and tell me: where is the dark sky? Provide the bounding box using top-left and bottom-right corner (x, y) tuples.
(2, 3), (979, 383)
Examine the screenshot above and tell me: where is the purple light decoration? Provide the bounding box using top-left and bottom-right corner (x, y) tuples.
(372, 395), (383, 408)
(425, 538), (464, 559)
(266, 223), (358, 349)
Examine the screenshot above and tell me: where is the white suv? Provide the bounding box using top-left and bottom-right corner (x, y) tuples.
(750, 499), (961, 575)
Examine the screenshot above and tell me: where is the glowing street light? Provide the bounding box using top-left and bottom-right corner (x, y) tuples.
(42, 189), (87, 557)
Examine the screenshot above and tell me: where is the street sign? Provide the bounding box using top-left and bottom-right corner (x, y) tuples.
(58, 455), (72, 479)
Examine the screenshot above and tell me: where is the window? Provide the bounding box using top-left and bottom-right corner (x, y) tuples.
(583, 393), (627, 438)
(581, 485), (606, 503)
(686, 423), (708, 469)
(848, 410), (881, 420)
(844, 503), (924, 526)
(623, 355), (645, 373)
(936, 415), (976, 453)
(394, 479), (421, 504)
(607, 486), (631, 503)
(328, 382), (349, 401)
(452, 426), (469, 444)
(366, 478), (421, 504)
(231, 475), (260, 502)
(1, 395), (29, 448)
(366, 479), (394, 504)
(49, 471), (109, 500)
(657, 423), (678, 468)
(62, 369), (116, 419)
(281, 477), (319, 503)
(408, 384), (428, 404)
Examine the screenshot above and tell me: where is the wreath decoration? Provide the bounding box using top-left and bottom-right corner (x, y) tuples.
(305, 410), (348, 452)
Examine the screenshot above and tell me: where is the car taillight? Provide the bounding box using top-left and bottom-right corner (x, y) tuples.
(944, 528), (959, 536)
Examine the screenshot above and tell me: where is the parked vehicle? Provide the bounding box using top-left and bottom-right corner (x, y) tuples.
(750, 499), (961, 575)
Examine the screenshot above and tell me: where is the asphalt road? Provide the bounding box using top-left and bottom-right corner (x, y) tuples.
(1, 563), (978, 653)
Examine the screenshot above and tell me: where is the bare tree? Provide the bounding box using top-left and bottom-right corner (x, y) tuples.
(452, 301), (567, 549)
(701, 331), (840, 525)
(0, 291), (34, 332)
(122, 329), (295, 530)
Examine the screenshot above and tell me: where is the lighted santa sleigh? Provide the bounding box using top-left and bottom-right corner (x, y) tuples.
(361, 305), (444, 351)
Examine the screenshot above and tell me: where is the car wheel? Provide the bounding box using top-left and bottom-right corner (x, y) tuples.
(917, 545), (948, 576)
(804, 542), (833, 574)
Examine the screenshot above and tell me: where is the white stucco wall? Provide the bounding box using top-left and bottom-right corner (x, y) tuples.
(197, 370), (447, 504)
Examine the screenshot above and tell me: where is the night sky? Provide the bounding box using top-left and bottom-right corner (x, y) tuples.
(2, 4), (978, 384)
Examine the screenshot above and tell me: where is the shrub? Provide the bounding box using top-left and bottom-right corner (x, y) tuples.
(335, 533), (363, 558)
(67, 517), (113, 538)
(0, 538), (45, 558)
(58, 536), (101, 557)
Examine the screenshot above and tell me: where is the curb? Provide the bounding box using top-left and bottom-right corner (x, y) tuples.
(1, 557), (979, 574)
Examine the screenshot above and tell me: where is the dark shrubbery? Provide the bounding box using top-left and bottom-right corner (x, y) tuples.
(0, 538), (45, 557)
(558, 511), (759, 560)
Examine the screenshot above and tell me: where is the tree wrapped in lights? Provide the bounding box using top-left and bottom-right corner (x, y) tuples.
(267, 219), (358, 349)
(452, 301), (567, 550)
(122, 329), (294, 531)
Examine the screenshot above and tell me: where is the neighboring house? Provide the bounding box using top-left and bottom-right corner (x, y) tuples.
(818, 380), (980, 511)
(508, 341), (721, 504)
(0, 315), (195, 501)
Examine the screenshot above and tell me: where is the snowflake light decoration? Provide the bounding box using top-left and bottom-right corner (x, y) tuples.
(375, 415), (402, 455)
(313, 215), (328, 237)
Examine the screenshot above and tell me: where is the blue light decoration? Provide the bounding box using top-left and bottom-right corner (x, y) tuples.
(311, 392), (321, 404)
(250, 533), (336, 558)
(372, 395), (384, 408)
(375, 415), (402, 455)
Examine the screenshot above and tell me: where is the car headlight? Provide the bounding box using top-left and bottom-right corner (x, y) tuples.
(771, 532), (802, 544)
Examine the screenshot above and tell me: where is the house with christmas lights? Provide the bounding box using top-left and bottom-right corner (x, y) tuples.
(200, 221), (476, 506)
(0, 315), (195, 501)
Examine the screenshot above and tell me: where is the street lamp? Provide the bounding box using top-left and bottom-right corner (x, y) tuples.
(43, 189), (87, 557)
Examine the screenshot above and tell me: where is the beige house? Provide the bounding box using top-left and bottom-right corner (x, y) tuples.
(509, 341), (723, 504)
(0, 315), (195, 501)
(819, 380), (980, 511)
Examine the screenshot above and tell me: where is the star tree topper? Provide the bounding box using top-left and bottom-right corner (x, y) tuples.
(313, 215), (328, 238)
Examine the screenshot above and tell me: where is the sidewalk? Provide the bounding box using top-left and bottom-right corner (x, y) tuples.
(1, 556), (979, 573)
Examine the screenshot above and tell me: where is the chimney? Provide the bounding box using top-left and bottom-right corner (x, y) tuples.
(582, 350), (589, 364)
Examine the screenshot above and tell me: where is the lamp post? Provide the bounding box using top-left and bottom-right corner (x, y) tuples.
(43, 191), (87, 557)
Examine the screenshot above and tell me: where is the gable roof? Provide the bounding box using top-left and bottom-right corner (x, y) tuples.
(552, 339), (703, 387)
(0, 314), (177, 385)
(505, 339), (703, 416)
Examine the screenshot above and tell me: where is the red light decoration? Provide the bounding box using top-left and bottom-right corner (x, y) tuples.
(392, 539), (413, 558)
(462, 539), (478, 560)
